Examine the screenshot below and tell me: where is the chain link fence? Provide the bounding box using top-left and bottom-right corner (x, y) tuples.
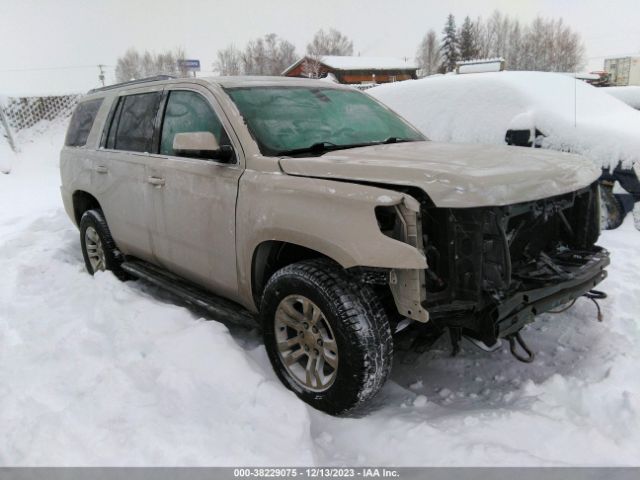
(0, 94), (81, 152)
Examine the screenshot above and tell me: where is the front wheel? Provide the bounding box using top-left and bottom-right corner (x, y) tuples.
(261, 259), (393, 416)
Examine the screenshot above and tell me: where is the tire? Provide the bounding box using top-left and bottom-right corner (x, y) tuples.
(261, 259), (393, 416)
(599, 181), (623, 230)
(79, 209), (126, 279)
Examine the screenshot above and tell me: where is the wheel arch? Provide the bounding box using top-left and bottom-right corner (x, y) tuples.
(72, 190), (101, 226)
(251, 240), (338, 306)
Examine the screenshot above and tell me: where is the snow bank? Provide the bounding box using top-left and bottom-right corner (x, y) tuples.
(1, 122), (639, 466)
(370, 72), (640, 169)
(0, 118), (71, 174)
(0, 241), (313, 465)
(0, 123), (314, 466)
(0, 140), (14, 173)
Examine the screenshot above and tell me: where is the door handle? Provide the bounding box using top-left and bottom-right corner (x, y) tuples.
(95, 165), (108, 174)
(147, 176), (166, 187)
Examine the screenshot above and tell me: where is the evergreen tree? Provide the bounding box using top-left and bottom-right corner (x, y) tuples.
(458, 16), (479, 61)
(440, 14), (459, 73)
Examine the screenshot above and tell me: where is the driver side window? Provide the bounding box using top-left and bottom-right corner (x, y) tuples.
(160, 90), (230, 158)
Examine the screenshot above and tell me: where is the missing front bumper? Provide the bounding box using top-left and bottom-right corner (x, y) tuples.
(494, 246), (609, 337)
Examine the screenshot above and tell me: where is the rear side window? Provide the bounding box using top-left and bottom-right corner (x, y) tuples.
(65, 98), (103, 147)
(107, 92), (162, 152)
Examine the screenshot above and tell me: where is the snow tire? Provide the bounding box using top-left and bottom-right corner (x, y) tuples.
(261, 259), (393, 416)
(79, 209), (127, 279)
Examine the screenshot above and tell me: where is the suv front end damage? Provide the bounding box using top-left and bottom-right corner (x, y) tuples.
(385, 182), (609, 348)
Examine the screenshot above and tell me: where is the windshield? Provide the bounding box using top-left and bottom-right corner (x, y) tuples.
(225, 86), (425, 156)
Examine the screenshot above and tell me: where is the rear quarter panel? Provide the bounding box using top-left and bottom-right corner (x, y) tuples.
(59, 93), (115, 226)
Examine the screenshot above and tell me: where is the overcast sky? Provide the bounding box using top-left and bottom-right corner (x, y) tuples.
(1, 0), (639, 94)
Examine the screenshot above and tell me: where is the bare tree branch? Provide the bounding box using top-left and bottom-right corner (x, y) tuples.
(416, 30), (440, 76)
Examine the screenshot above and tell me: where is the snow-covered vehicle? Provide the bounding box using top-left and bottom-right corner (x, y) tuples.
(604, 86), (640, 110)
(60, 75), (609, 415)
(370, 71), (640, 228)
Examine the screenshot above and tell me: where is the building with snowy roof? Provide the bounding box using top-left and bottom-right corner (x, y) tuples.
(282, 55), (418, 85)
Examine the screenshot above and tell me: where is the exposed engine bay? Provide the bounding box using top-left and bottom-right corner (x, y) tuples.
(375, 181), (609, 353)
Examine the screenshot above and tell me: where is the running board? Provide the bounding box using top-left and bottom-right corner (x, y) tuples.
(121, 259), (257, 328)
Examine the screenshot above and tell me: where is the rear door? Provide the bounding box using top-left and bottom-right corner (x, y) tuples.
(92, 86), (163, 262)
(145, 84), (244, 301)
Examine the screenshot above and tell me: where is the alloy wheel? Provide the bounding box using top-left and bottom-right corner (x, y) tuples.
(274, 295), (339, 392)
(84, 226), (106, 272)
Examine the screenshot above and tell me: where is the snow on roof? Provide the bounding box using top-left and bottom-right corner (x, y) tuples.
(603, 86), (640, 110)
(319, 55), (417, 70)
(369, 71), (640, 169)
(561, 72), (601, 81)
(456, 57), (504, 65)
(283, 56), (417, 74)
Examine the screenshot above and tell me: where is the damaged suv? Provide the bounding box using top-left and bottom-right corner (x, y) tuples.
(60, 76), (609, 415)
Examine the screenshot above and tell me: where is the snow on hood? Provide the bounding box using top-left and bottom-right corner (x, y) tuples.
(369, 71), (640, 170)
(279, 141), (600, 208)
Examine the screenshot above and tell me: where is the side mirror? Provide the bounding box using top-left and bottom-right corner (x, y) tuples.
(172, 132), (233, 161)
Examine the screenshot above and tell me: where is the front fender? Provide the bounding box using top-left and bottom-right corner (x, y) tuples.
(235, 170), (427, 310)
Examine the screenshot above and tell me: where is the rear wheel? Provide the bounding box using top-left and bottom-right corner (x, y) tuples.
(79, 209), (126, 279)
(261, 259), (393, 416)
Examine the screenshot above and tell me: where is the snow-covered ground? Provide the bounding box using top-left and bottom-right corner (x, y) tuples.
(1, 122), (639, 466)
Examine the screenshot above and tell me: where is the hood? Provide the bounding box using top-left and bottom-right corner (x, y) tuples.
(278, 141), (600, 208)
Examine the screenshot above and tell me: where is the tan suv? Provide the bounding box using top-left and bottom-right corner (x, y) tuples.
(60, 75), (609, 415)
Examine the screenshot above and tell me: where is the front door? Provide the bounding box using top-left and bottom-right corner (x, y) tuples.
(146, 85), (243, 301)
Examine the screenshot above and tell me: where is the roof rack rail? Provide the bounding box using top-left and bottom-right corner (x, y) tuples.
(88, 75), (176, 94)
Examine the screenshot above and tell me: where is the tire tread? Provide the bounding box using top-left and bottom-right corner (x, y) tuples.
(262, 258), (393, 416)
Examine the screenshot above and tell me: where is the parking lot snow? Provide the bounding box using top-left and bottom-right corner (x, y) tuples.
(1, 122), (639, 466)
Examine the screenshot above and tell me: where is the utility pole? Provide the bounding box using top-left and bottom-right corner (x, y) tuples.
(97, 64), (105, 87)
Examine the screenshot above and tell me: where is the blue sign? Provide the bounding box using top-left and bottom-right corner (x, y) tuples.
(178, 59), (201, 70)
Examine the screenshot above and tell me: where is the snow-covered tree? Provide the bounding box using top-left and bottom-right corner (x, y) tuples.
(466, 11), (584, 72)
(458, 16), (479, 61)
(506, 20), (523, 70)
(303, 28), (354, 78)
(440, 14), (459, 73)
(306, 28), (354, 56)
(115, 47), (188, 82)
(264, 33), (297, 75)
(415, 30), (440, 76)
(215, 34), (297, 76)
(214, 45), (242, 76)
(515, 16), (584, 72)
(115, 49), (142, 82)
